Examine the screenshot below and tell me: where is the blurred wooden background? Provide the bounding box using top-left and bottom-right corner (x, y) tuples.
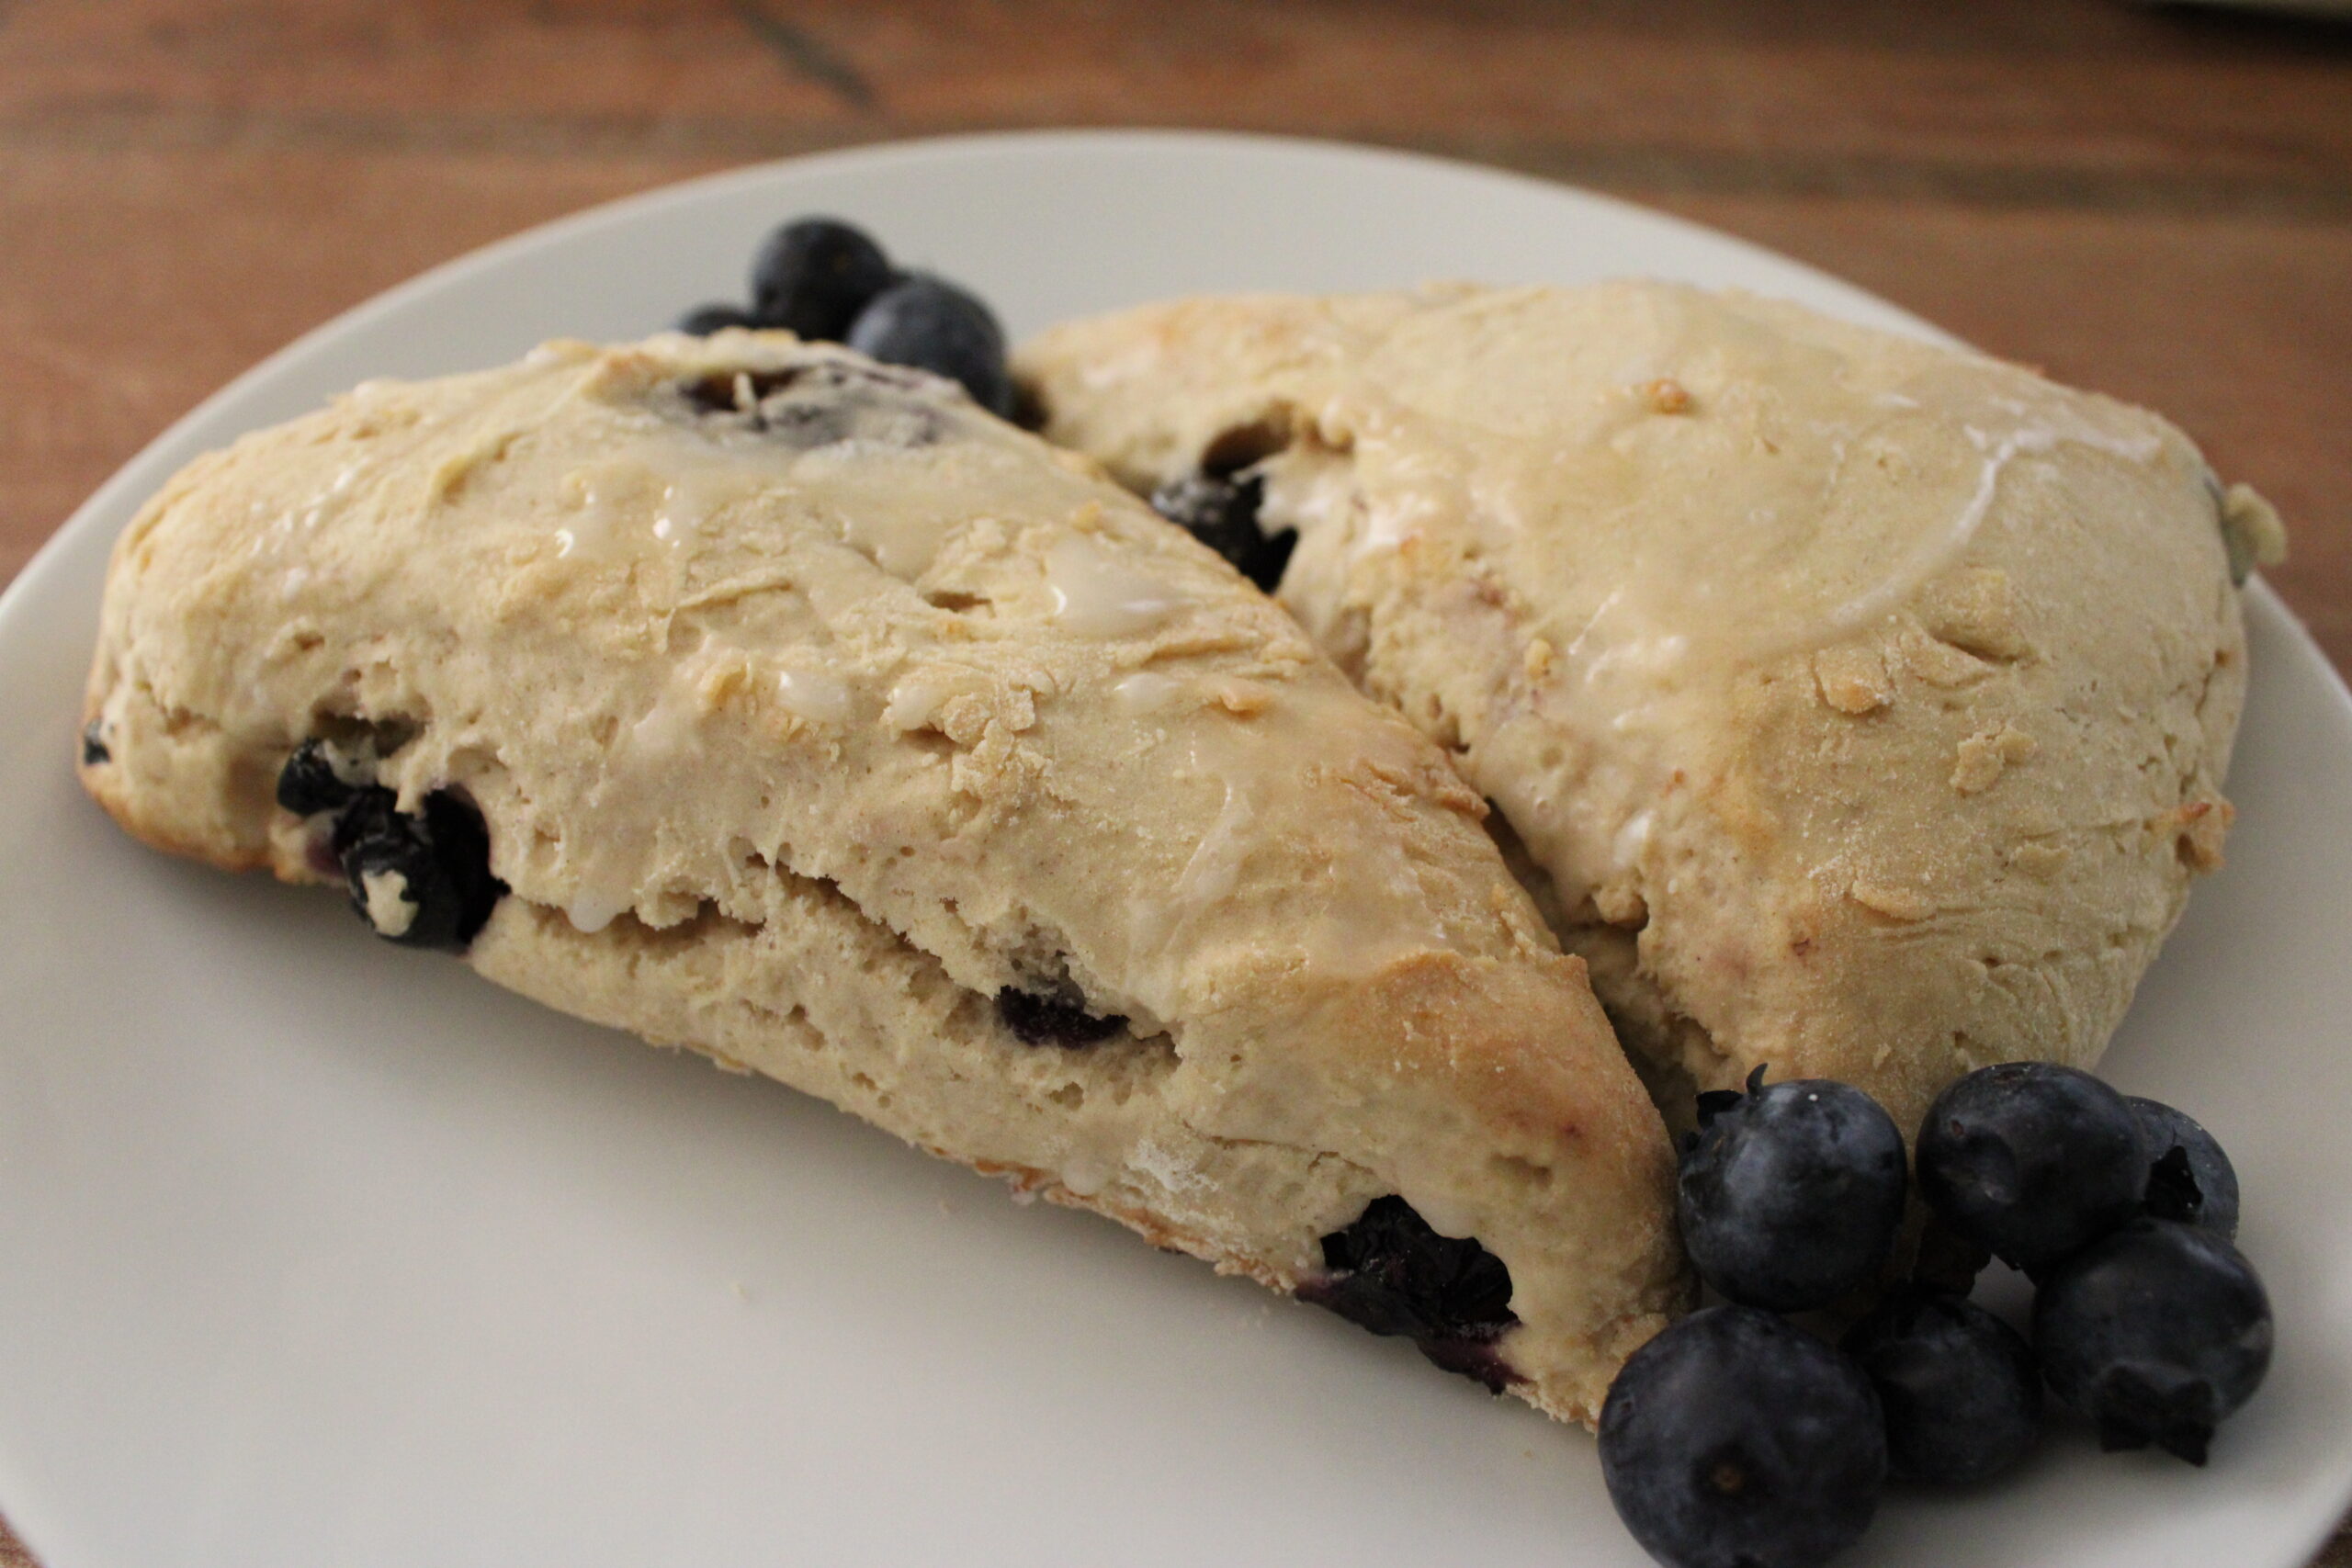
(1, 2), (2347, 1563)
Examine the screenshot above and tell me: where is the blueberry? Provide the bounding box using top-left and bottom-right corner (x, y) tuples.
(674, 360), (949, 451)
(329, 787), (504, 953)
(676, 301), (755, 335)
(1149, 472), (1297, 593)
(748, 217), (896, 341)
(1911, 1212), (1993, 1297)
(1600, 1305), (1884, 1568)
(79, 718), (109, 766)
(276, 739), (364, 818)
(995, 985), (1125, 1046)
(2034, 1217), (2271, 1464)
(1296, 1194), (1520, 1391)
(845, 274), (1014, 418)
(2129, 1096), (2240, 1238)
(1842, 1287), (2042, 1483)
(1675, 1067), (1907, 1312)
(1915, 1062), (2146, 1276)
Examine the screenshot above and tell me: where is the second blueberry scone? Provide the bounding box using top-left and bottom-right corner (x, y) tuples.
(76, 332), (1684, 1425)
(1018, 282), (2287, 1137)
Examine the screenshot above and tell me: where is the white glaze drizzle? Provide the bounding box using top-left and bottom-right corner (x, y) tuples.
(1044, 534), (1192, 637)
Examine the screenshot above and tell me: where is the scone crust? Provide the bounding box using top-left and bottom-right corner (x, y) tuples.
(1018, 283), (2261, 1136)
(79, 331), (1683, 1425)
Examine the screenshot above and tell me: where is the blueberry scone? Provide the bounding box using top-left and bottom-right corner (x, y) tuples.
(76, 332), (1686, 1424)
(1018, 283), (2287, 1135)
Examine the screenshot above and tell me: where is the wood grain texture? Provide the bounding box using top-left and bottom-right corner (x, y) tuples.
(0, 2), (2346, 1564)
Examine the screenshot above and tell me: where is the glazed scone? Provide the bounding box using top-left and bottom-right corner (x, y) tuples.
(1018, 283), (2287, 1136)
(77, 331), (1685, 1425)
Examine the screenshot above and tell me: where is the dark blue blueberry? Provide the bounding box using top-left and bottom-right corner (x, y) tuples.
(1911, 1212), (1993, 1297)
(329, 787), (504, 953)
(1915, 1062), (2146, 1276)
(845, 274), (1014, 418)
(2129, 1096), (2240, 1238)
(1676, 1067), (1907, 1312)
(2034, 1217), (2271, 1465)
(276, 739), (362, 818)
(676, 301), (755, 335)
(79, 718), (109, 766)
(1149, 472), (1296, 593)
(1842, 1287), (2042, 1484)
(749, 217), (896, 341)
(1296, 1195), (1519, 1391)
(1600, 1305), (1884, 1568)
(995, 985), (1125, 1046)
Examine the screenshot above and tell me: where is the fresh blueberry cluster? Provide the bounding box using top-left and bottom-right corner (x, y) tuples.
(676, 217), (1014, 420)
(1600, 1061), (2269, 1568)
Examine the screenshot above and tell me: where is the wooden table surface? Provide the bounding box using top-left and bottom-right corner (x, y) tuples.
(1, 3), (2346, 1563)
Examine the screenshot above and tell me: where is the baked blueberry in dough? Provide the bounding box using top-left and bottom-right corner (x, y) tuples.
(1018, 283), (2286, 1135)
(77, 329), (1685, 1426)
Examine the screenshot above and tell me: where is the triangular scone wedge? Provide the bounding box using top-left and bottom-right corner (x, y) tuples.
(1019, 284), (2284, 1136)
(78, 332), (1684, 1425)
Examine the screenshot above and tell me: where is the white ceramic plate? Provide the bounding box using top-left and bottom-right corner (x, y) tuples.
(3, 130), (2348, 1568)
